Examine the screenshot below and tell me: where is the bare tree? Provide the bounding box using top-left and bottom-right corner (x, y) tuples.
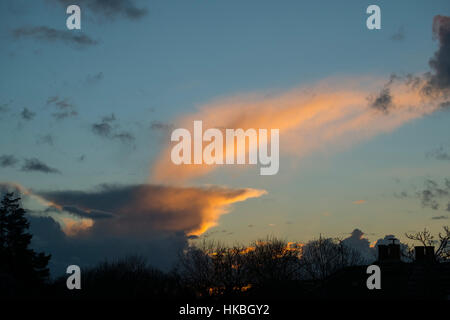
(301, 235), (364, 281)
(177, 237), (303, 296)
(243, 237), (302, 286)
(177, 240), (216, 296)
(405, 228), (435, 246)
(405, 226), (450, 262)
(436, 226), (450, 261)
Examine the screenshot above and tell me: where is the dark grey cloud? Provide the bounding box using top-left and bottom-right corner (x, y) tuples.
(91, 122), (112, 137)
(91, 113), (135, 144)
(86, 72), (104, 84)
(426, 146), (450, 161)
(36, 134), (54, 146)
(46, 96), (78, 120)
(368, 16), (450, 109)
(27, 215), (186, 276)
(424, 15), (450, 93)
(21, 158), (61, 174)
(20, 107), (35, 121)
(113, 131), (135, 144)
(370, 87), (393, 113)
(2, 182), (259, 275)
(12, 26), (98, 47)
(92, 121), (112, 137)
(0, 155), (19, 168)
(390, 26), (405, 41)
(394, 191), (409, 199)
(37, 183), (261, 237)
(52, 110), (78, 120)
(52, 0), (148, 20)
(341, 229), (375, 263)
(432, 215), (448, 220)
(417, 178), (450, 211)
(45, 205), (114, 220)
(150, 120), (173, 131)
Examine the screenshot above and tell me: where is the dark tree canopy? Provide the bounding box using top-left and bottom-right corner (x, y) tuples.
(0, 192), (51, 286)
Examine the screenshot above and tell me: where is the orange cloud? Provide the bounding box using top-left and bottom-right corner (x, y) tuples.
(61, 217), (94, 236)
(2, 181), (266, 238)
(152, 76), (446, 183)
(32, 184), (266, 237)
(126, 185), (266, 236)
(352, 200), (366, 205)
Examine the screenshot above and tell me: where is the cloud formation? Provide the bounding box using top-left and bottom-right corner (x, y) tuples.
(152, 16), (450, 183)
(21, 158), (61, 174)
(21, 107), (35, 121)
(91, 113), (135, 144)
(426, 15), (450, 92)
(150, 120), (173, 131)
(342, 229), (375, 262)
(152, 76), (447, 183)
(36, 134), (54, 146)
(38, 183), (266, 236)
(86, 72), (104, 84)
(46, 96), (78, 120)
(432, 215), (448, 220)
(390, 26), (405, 41)
(427, 146), (450, 161)
(417, 178), (450, 211)
(0, 155), (19, 168)
(0, 181), (264, 274)
(369, 87), (392, 113)
(12, 26), (98, 47)
(52, 0), (148, 21)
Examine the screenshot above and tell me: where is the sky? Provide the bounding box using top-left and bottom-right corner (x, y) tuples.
(1, 0), (449, 275)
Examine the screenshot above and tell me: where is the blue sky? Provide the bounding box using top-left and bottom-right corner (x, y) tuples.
(1, 0), (450, 255)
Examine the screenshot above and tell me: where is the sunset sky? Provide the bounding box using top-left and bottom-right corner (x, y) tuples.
(1, 0), (449, 274)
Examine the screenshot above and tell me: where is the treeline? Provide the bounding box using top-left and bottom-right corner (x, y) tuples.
(42, 236), (369, 300)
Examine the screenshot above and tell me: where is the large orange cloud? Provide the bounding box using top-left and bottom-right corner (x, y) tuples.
(152, 76), (448, 183)
(0, 182), (265, 237)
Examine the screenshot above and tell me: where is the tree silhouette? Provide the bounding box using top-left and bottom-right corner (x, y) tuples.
(405, 226), (450, 261)
(0, 192), (51, 287)
(177, 238), (303, 298)
(301, 236), (364, 280)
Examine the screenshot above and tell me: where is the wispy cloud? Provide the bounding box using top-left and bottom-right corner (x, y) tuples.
(46, 96), (78, 120)
(427, 146), (450, 161)
(150, 120), (173, 131)
(52, 0), (148, 21)
(0, 155), (19, 168)
(432, 215), (448, 220)
(91, 113), (135, 145)
(20, 107), (35, 121)
(151, 16), (450, 183)
(390, 26), (405, 41)
(36, 134), (54, 146)
(21, 158), (61, 174)
(416, 179), (450, 211)
(86, 72), (104, 84)
(425, 15), (450, 92)
(0, 182), (266, 237)
(12, 26), (98, 48)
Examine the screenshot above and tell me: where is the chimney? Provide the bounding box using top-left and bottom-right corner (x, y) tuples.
(414, 246), (435, 263)
(377, 238), (401, 262)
